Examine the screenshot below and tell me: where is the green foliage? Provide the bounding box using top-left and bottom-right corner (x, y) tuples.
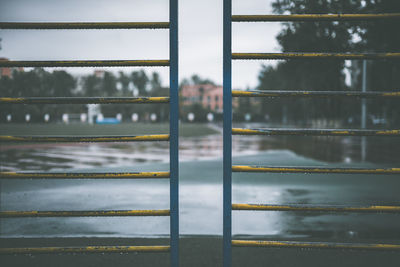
(0, 68), (78, 122)
(180, 74), (216, 88)
(131, 70), (149, 95)
(181, 103), (208, 122)
(257, 0), (400, 126)
(0, 68), (170, 123)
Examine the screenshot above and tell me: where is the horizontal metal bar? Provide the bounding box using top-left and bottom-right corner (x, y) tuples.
(232, 240), (400, 251)
(232, 165), (400, 174)
(0, 245), (170, 254)
(0, 97), (170, 104)
(232, 90), (400, 98)
(232, 204), (400, 213)
(0, 171), (170, 179)
(0, 60), (169, 68)
(0, 209), (170, 217)
(232, 128), (400, 136)
(232, 13), (400, 22)
(232, 53), (400, 60)
(0, 135), (169, 142)
(0, 22), (169, 29)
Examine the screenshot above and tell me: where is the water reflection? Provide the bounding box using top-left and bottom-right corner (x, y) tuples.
(2, 126), (399, 172)
(1, 124), (400, 242)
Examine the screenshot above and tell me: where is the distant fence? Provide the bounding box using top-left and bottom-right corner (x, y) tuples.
(0, 1), (179, 266)
(223, 3), (400, 267)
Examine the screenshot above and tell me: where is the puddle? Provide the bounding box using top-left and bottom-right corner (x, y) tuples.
(1, 124), (399, 241)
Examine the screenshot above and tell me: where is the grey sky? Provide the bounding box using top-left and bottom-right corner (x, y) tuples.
(0, 0), (280, 89)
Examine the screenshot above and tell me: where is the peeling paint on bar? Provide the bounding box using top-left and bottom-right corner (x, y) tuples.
(0, 209), (170, 217)
(232, 240), (400, 251)
(0, 135), (170, 142)
(232, 13), (400, 22)
(232, 128), (400, 136)
(232, 53), (400, 60)
(0, 22), (170, 29)
(0, 245), (170, 254)
(232, 90), (400, 98)
(0, 171), (170, 179)
(0, 60), (170, 68)
(232, 165), (400, 174)
(0, 97), (170, 104)
(232, 204), (400, 213)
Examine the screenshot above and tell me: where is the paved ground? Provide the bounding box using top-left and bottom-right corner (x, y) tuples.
(2, 237), (400, 267)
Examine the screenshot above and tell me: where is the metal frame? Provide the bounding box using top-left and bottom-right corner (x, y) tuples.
(223, 4), (400, 267)
(0, 1), (179, 266)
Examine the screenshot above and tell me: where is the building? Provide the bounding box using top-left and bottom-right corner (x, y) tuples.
(181, 84), (223, 113)
(0, 58), (24, 78)
(94, 70), (105, 78)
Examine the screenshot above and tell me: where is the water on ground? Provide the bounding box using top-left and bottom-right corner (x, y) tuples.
(1, 123), (399, 245)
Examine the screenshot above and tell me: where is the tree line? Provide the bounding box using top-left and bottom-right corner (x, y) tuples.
(0, 69), (169, 123)
(253, 0), (400, 128)
(1, 0), (399, 125)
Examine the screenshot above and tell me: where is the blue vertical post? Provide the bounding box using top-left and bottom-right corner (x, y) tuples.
(223, 0), (232, 267)
(169, 0), (179, 266)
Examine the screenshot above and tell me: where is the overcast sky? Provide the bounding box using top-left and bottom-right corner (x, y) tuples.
(0, 0), (281, 89)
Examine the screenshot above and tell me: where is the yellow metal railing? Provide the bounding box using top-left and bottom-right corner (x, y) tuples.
(223, 3), (400, 266)
(0, 1), (180, 265)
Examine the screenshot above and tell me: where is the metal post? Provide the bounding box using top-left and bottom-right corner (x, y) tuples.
(361, 60), (367, 161)
(169, 0), (179, 266)
(223, 0), (232, 266)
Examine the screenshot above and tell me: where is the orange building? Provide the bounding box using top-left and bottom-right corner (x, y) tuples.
(181, 84), (223, 113)
(0, 58), (23, 78)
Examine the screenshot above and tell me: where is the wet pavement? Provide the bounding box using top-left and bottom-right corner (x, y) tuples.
(1, 124), (400, 244)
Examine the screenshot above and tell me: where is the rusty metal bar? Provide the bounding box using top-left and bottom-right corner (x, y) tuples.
(232, 240), (400, 251)
(0, 97), (169, 104)
(0, 171), (170, 179)
(0, 245), (170, 254)
(0, 209), (170, 217)
(232, 53), (400, 60)
(232, 165), (400, 174)
(232, 128), (400, 136)
(232, 13), (400, 22)
(232, 90), (400, 98)
(0, 60), (169, 68)
(232, 204), (400, 213)
(0, 22), (169, 29)
(0, 134), (169, 142)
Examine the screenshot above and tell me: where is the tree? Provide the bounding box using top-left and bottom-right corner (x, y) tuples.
(190, 74), (215, 85)
(150, 72), (162, 90)
(82, 74), (102, 96)
(118, 71), (131, 96)
(101, 72), (117, 97)
(257, 0), (400, 125)
(0, 68), (77, 122)
(131, 70), (149, 96)
(271, 0), (356, 91)
(353, 1), (400, 127)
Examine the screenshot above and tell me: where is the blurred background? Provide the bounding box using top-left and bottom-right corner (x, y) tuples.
(1, 0), (400, 250)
